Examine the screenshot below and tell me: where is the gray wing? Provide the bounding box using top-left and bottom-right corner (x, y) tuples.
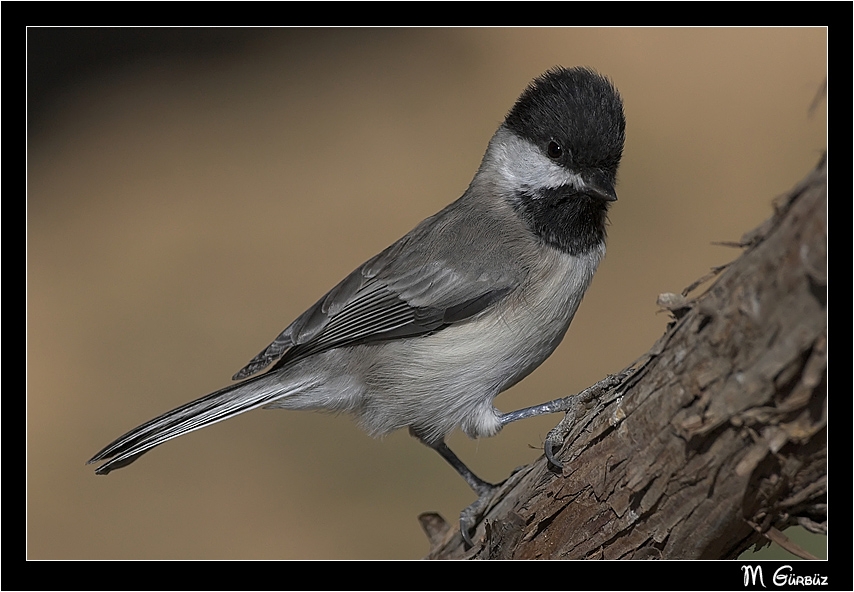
(233, 206), (524, 380)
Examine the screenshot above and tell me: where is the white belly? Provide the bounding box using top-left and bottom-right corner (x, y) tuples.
(353, 243), (604, 443)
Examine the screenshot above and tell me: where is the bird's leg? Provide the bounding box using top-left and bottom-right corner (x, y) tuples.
(413, 372), (627, 547)
(433, 441), (501, 547)
(431, 441), (496, 498)
(413, 433), (499, 547)
(498, 372), (629, 467)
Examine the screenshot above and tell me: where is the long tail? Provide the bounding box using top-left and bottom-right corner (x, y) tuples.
(88, 373), (294, 475)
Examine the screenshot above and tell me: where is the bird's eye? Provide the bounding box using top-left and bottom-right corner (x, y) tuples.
(547, 140), (563, 159)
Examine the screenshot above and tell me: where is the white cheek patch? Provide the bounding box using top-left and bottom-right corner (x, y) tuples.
(486, 127), (585, 195)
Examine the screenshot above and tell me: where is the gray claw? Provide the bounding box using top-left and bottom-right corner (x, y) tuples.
(542, 371), (630, 469)
(544, 431), (564, 468)
(460, 496), (489, 547)
(459, 485), (497, 547)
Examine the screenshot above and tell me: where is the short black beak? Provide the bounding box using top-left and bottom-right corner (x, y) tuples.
(581, 171), (618, 202)
(585, 182), (618, 202)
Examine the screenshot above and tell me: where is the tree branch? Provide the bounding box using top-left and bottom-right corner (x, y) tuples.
(422, 156), (827, 560)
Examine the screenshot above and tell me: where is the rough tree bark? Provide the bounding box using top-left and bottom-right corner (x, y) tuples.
(421, 157), (827, 560)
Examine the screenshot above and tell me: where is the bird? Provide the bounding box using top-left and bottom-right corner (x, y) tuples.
(89, 66), (626, 545)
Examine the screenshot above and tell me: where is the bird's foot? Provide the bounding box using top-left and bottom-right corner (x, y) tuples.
(544, 420), (573, 469)
(543, 371), (631, 469)
(459, 482), (500, 547)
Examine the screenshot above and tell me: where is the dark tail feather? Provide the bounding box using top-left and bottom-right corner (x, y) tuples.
(88, 373), (291, 475)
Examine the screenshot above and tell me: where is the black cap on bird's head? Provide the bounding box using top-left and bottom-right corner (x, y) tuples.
(504, 67), (625, 184)
(497, 67), (626, 256)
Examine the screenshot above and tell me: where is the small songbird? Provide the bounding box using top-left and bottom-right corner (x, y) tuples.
(89, 66), (626, 544)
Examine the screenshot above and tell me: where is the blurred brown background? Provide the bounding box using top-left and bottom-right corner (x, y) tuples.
(28, 28), (826, 559)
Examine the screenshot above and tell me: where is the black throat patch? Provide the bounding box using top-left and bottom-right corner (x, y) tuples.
(512, 185), (610, 256)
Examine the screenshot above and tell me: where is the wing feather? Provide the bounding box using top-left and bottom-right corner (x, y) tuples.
(232, 201), (527, 380)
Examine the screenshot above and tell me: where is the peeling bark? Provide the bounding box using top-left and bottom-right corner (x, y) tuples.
(423, 157), (827, 560)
